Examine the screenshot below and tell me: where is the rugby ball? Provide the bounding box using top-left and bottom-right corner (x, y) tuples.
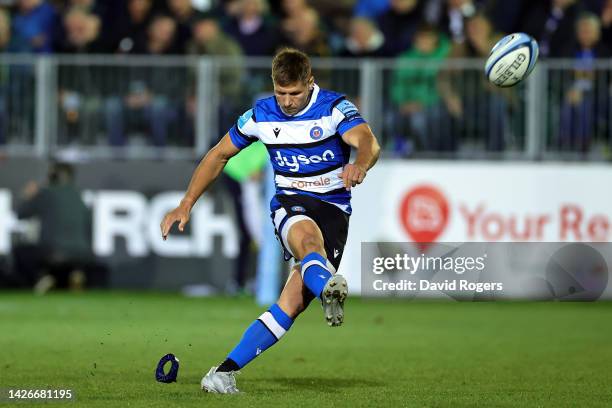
(485, 33), (539, 87)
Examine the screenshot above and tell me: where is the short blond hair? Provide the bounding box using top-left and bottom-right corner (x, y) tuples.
(271, 48), (312, 86)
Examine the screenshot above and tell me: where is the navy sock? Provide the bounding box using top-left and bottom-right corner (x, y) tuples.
(226, 304), (293, 369)
(301, 252), (333, 298)
(217, 358), (240, 373)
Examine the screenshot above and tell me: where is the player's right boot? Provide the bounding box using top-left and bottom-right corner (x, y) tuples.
(201, 366), (240, 394)
(321, 274), (348, 327)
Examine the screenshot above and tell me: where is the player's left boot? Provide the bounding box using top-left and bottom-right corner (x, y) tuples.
(321, 274), (348, 327)
(201, 366), (240, 394)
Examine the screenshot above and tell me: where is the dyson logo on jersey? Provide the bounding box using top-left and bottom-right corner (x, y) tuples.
(275, 150), (335, 172)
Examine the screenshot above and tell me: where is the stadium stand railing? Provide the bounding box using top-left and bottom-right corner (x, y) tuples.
(0, 55), (610, 161)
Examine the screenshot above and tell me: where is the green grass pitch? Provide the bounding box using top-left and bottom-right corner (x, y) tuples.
(1, 292), (611, 407)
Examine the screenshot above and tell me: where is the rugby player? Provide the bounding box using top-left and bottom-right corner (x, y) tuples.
(160, 48), (380, 394)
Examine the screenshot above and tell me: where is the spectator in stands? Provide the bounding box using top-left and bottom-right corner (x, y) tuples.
(188, 14), (244, 63)
(187, 15), (244, 138)
(132, 14), (181, 54)
(424, 0), (478, 46)
(0, 8), (9, 51)
(57, 8), (105, 144)
(438, 12), (509, 151)
(59, 7), (104, 53)
(13, 162), (105, 293)
(279, 0), (308, 19)
(223, 0), (281, 56)
(377, 0), (422, 56)
(558, 12), (611, 153)
(167, 0), (205, 52)
(303, 0), (353, 55)
(111, 0), (154, 53)
(54, 0), (111, 50)
(9, 0), (59, 53)
(188, 15), (243, 95)
(341, 17), (387, 58)
(601, 0), (612, 45)
(391, 23), (451, 154)
(104, 15), (183, 147)
(282, 7), (331, 57)
(105, 15), (185, 147)
(521, 0), (583, 58)
(563, 12), (611, 59)
(281, 7), (334, 87)
(279, 0), (307, 36)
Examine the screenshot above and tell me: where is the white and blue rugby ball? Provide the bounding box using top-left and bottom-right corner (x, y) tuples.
(485, 33), (539, 87)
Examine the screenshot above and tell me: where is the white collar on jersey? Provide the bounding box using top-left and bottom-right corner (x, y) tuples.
(284, 84), (320, 117)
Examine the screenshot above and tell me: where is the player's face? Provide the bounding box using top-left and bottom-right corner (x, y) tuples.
(273, 77), (314, 115)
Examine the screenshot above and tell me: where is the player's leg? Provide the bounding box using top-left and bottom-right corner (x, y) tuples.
(286, 219), (348, 326)
(202, 203), (345, 392)
(218, 264), (309, 367)
(277, 262), (315, 318)
(202, 264), (308, 394)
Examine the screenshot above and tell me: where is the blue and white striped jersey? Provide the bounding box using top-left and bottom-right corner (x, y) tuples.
(228, 84), (366, 214)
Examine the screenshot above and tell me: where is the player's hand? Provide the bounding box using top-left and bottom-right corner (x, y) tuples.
(160, 205), (191, 240)
(339, 163), (366, 191)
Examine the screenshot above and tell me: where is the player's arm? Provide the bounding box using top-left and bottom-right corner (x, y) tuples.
(160, 133), (240, 239)
(340, 123), (380, 190)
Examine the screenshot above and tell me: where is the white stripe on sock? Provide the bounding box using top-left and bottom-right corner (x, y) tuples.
(258, 311), (286, 340)
(301, 259), (328, 278)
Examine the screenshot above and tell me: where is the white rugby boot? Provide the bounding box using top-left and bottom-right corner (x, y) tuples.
(321, 274), (348, 327)
(201, 366), (240, 394)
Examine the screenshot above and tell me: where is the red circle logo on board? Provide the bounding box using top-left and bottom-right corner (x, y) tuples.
(399, 185), (449, 244)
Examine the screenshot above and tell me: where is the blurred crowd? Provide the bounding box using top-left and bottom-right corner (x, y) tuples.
(0, 0), (612, 155)
(0, 0), (610, 58)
